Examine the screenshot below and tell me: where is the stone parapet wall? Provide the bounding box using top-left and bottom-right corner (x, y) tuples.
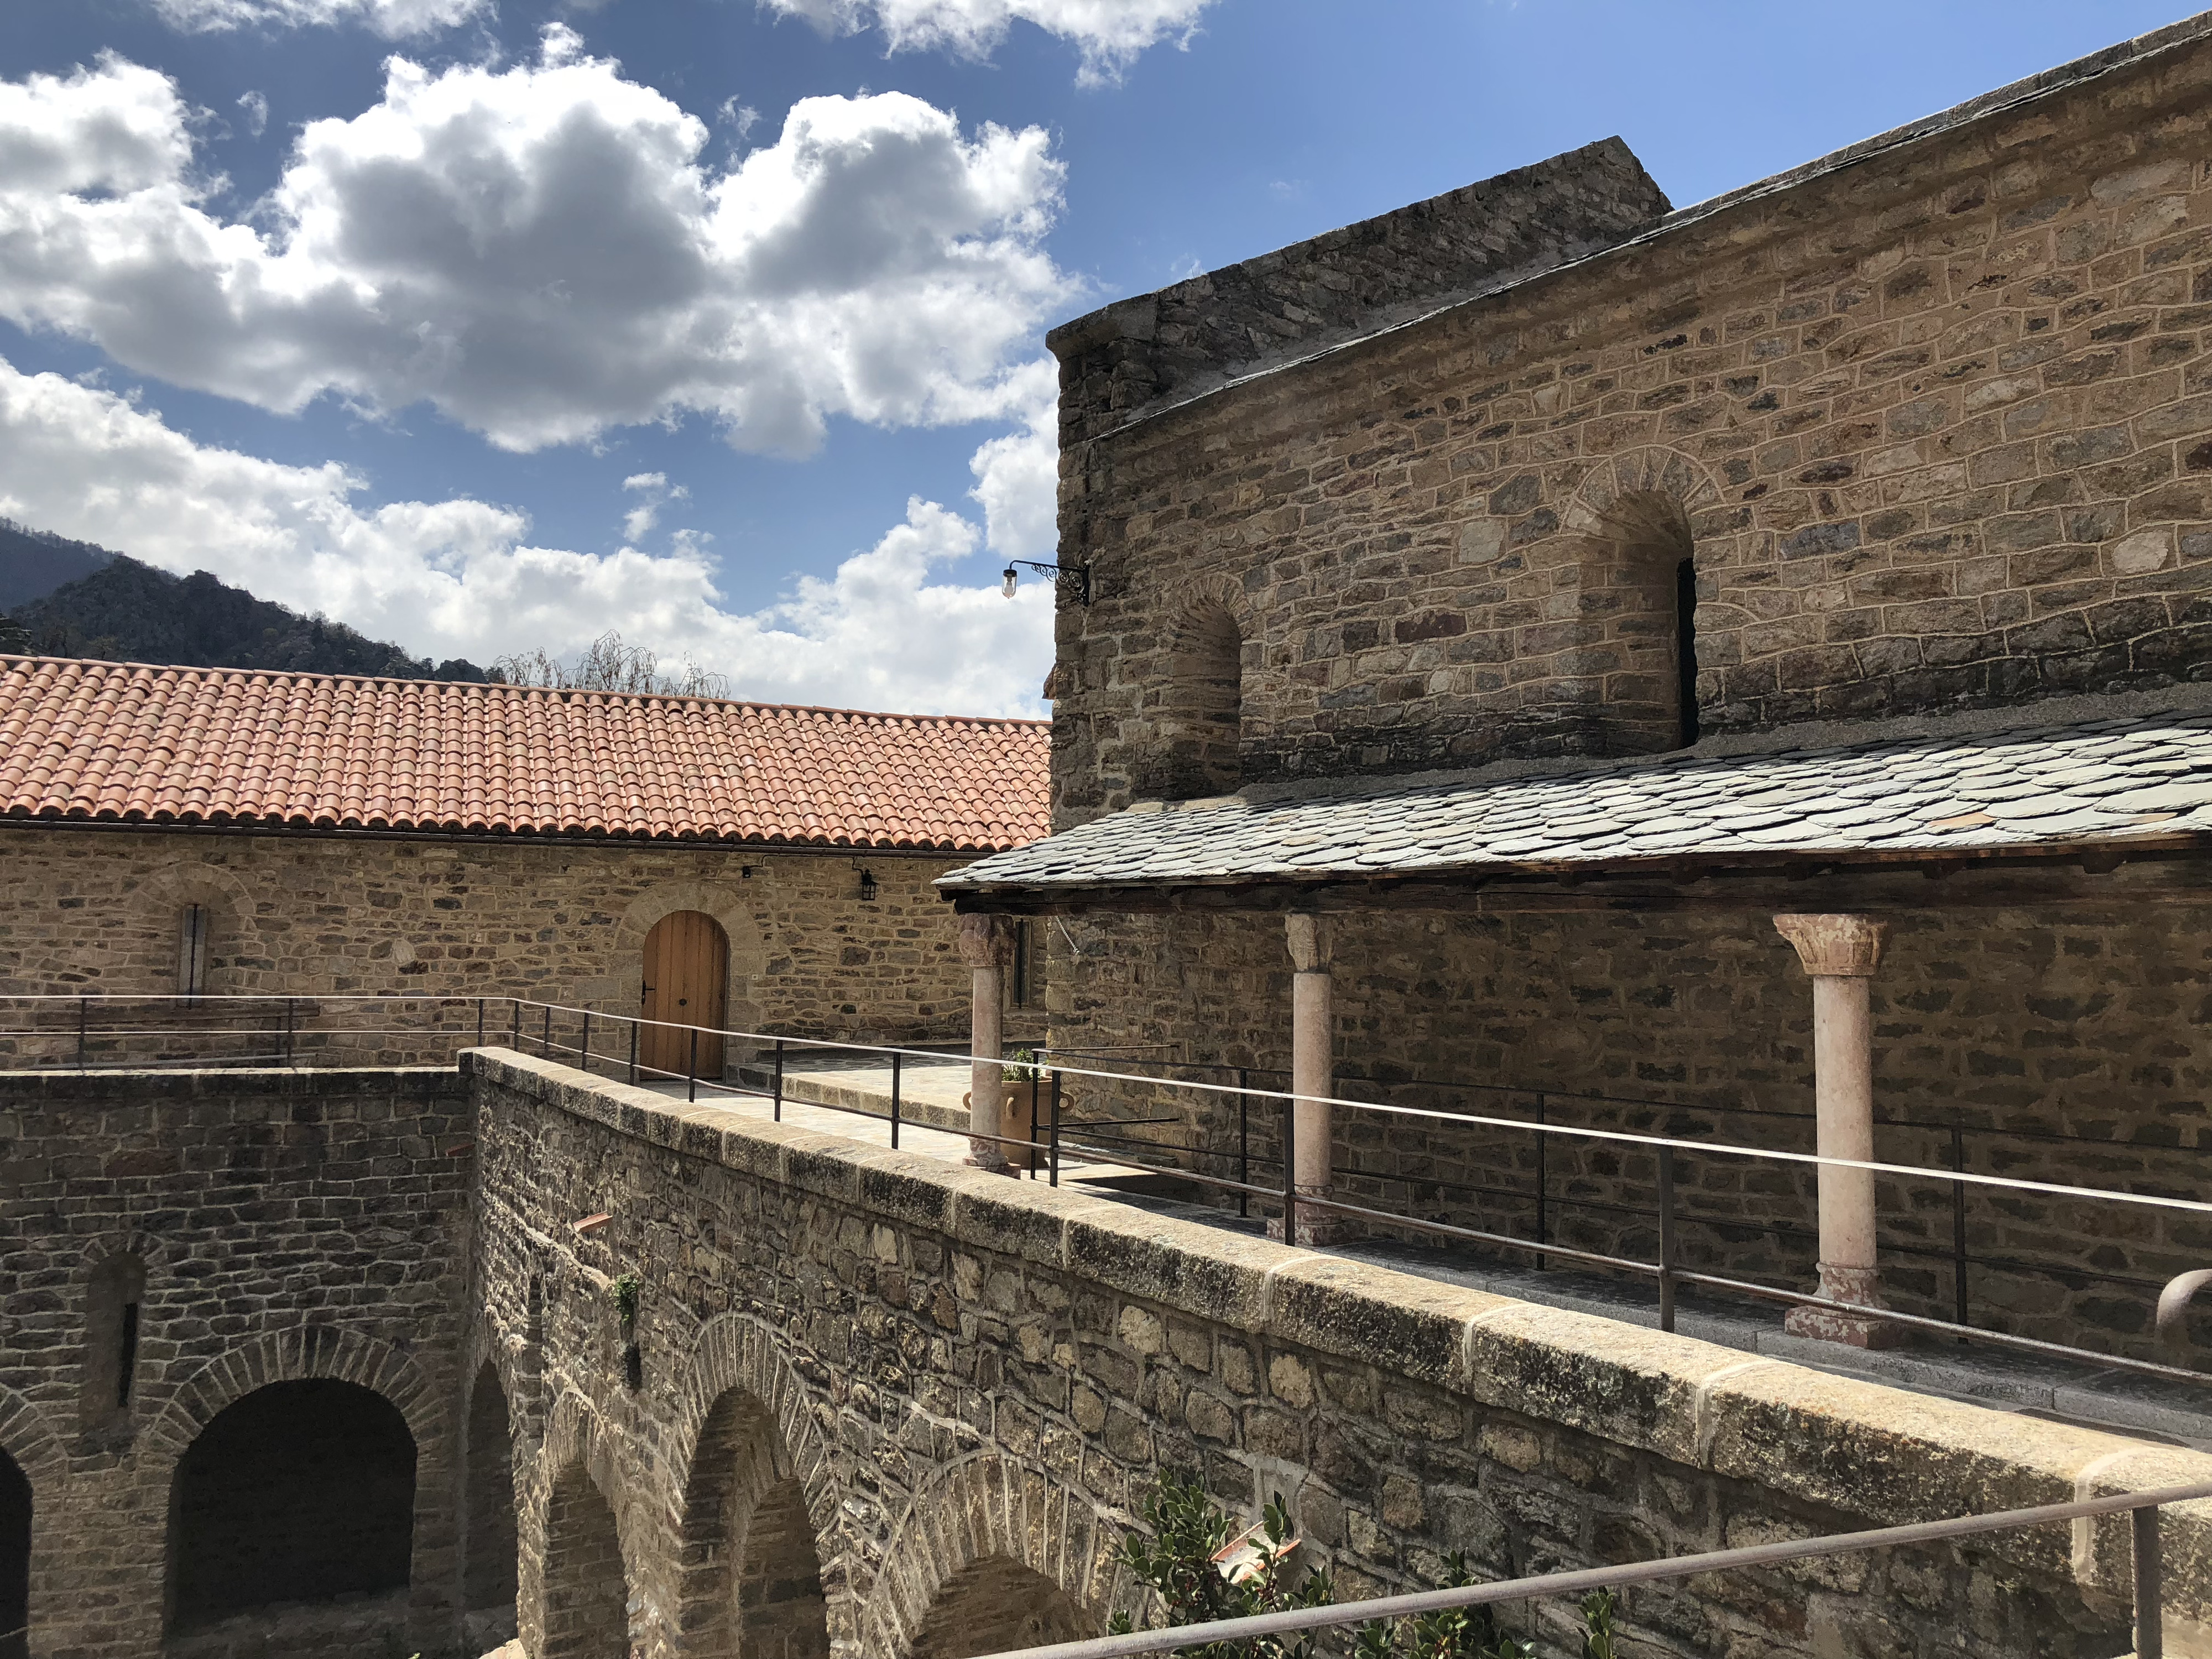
(467, 1051), (2212, 1659)
(0, 1066), (472, 1659)
(1051, 22), (2212, 811)
(1040, 874), (2212, 1361)
(0, 827), (980, 1061)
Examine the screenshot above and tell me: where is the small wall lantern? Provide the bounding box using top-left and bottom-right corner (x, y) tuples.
(1000, 560), (1091, 604)
(857, 868), (878, 902)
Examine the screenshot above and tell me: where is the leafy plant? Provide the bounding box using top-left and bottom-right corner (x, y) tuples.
(609, 1272), (641, 1328)
(1112, 1474), (1616, 1659)
(1003, 1046), (1041, 1083)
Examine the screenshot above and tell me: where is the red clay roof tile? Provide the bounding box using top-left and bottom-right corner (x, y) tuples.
(0, 656), (1049, 852)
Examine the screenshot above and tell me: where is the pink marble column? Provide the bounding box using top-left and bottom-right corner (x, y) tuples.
(1773, 912), (1898, 1348)
(1284, 914), (1334, 1245)
(957, 914), (1009, 1173)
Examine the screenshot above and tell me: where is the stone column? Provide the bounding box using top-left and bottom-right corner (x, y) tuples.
(1772, 912), (1898, 1348)
(957, 914), (1009, 1173)
(1285, 914), (1334, 1244)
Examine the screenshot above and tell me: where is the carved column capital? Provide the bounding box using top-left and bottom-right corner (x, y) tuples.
(1773, 913), (1888, 978)
(1285, 913), (1332, 973)
(956, 914), (1006, 969)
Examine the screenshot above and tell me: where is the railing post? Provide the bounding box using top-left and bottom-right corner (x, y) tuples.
(581, 1010), (591, 1074)
(77, 994), (87, 1070)
(285, 997), (296, 1066)
(1048, 1067), (1062, 1188)
(1237, 1067), (1250, 1220)
(542, 1003), (552, 1059)
(1657, 1142), (1678, 1334)
(1951, 1122), (1970, 1332)
(628, 1018), (639, 1087)
(1281, 1094), (1298, 1245)
(2136, 1504), (2164, 1659)
(476, 997), (486, 1048)
(773, 1037), (785, 1121)
(890, 1051), (902, 1150)
(511, 1000), (521, 1050)
(1535, 1092), (1548, 1269)
(687, 1029), (698, 1103)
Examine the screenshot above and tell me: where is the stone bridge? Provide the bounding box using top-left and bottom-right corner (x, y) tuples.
(4, 1051), (2211, 1659)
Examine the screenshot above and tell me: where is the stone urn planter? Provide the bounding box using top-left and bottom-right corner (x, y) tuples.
(964, 1076), (1058, 1170)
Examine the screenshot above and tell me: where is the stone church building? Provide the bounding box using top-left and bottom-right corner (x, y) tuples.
(0, 656), (1050, 1069)
(944, 15), (2212, 1363)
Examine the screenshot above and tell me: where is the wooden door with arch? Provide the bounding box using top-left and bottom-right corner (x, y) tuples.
(639, 910), (728, 1081)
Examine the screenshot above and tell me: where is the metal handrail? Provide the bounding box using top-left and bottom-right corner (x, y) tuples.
(5, 993), (2207, 1379)
(969, 1480), (2212, 1659)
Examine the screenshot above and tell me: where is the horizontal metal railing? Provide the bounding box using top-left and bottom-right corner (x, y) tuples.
(2, 994), (2207, 1383)
(969, 1480), (2212, 1659)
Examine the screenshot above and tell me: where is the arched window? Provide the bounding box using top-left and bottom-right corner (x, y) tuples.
(0, 1448), (27, 1659)
(1579, 491), (1699, 753)
(1145, 601), (1244, 800)
(464, 1366), (518, 1635)
(78, 1252), (146, 1431)
(167, 1379), (415, 1633)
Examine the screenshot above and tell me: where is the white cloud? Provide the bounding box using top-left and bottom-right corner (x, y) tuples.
(759, 0), (1215, 85)
(236, 89), (269, 138)
(966, 355), (1056, 560)
(619, 470), (687, 542)
(148, 0), (490, 38)
(0, 40), (1076, 455)
(0, 357), (1052, 715)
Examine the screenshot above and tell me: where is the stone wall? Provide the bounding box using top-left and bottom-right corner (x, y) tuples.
(463, 1051), (2212, 1659)
(7, 1052), (2212, 1659)
(0, 827), (995, 1065)
(1039, 867), (2212, 1363)
(1048, 18), (2212, 812)
(0, 1065), (472, 1659)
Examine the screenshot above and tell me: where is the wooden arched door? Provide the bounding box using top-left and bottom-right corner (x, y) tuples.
(639, 911), (727, 1081)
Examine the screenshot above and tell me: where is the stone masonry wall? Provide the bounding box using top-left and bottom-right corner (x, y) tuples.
(1050, 20), (2212, 812)
(465, 1051), (2212, 1659)
(0, 827), (985, 1066)
(1041, 869), (2212, 1364)
(0, 1066), (472, 1659)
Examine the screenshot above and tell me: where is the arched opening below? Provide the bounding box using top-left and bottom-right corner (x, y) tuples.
(465, 1365), (519, 1639)
(542, 1467), (628, 1659)
(166, 1379), (415, 1633)
(640, 910), (730, 1080)
(0, 1449), (28, 1659)
(675, 1388), (830, 1659)
(1143, 603), (1243, 801)
(1576, 489), (1698, 755)
(910, 1557), (1093, 1659)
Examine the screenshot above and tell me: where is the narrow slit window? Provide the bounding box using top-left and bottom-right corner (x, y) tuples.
(116, 1300), (140, 1409)
(178, 904), (210, 998)
(1675, 557), (1700, 747)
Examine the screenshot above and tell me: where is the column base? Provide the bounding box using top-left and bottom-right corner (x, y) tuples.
(1783, 1264), (1905, 1348)
(1265, 1199), (1340, 1246)
(963, 1140), (1015, 1176)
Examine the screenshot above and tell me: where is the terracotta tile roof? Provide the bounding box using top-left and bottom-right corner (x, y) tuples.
(0, 656), (1049, 852)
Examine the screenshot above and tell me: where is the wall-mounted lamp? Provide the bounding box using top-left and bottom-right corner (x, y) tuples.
(857, 867), (878, 902)
(1001, 560), (1091, 605)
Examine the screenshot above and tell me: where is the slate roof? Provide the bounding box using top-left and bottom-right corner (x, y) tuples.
(940, 705), (2212, 898)
(0, 656), (1050, 851)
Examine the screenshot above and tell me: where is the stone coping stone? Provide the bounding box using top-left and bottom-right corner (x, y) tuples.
(472, 1047), (2212, 1630)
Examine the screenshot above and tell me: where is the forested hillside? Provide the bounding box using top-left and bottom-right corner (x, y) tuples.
(0, 520), (113, 611)
(1, 551), (490, 681)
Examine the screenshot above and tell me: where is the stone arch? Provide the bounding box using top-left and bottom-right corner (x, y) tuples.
(135, 860), (254, 996)
(463, 1360), (521, 1638)
(0, 1387), (64, 1659)
(139, 1325), (442, 1472)
(612, 881), (770, 1035)
(538, 1396), (632, 1659)
(1140, 575), (1262, 801)
(862, 1454), (1136, 1659)
(1557, 446), (1731, 755)
(670, 1316), (843, 1658)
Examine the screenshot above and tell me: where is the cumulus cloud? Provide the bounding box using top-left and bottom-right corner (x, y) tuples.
(147, 0), (489, 37)
(620, 471), (688, 542)
(0, 40), (1076, 455)
(0, 357), (1052, 714)
(965, 355), (1056, 560)
(760, 0), (1214, 85)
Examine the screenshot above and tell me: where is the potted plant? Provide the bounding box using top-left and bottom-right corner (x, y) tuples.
(1000, 1048), (1053, 1169)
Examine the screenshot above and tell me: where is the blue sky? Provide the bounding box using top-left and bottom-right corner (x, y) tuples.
(0, 0), (2196, 712)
